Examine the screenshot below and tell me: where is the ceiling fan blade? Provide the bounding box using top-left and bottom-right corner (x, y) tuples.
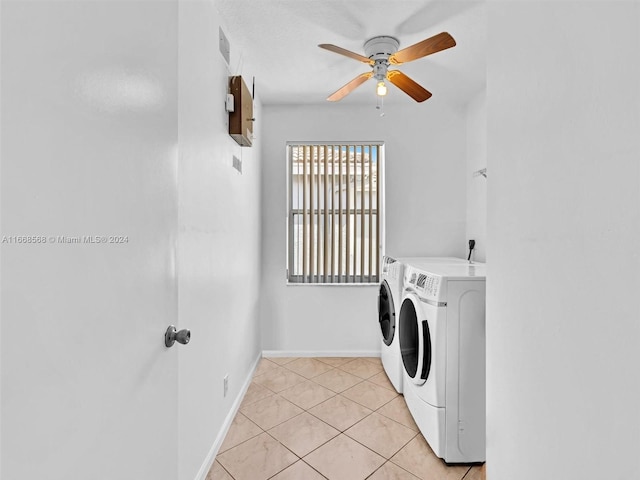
(387, 70), (432, 102)
(319, 44), (374, 64)
(389, 32), (456, 65)
(327, 72), (373, 101)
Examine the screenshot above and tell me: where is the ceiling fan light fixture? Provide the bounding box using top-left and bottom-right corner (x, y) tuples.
(376, 81), (388, 97)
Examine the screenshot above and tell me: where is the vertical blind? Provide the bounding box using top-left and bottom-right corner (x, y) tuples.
(287, 143), (383, 284)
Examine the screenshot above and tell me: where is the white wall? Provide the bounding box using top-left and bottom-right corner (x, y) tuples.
(486, 3), (640, 479)
(261, 100), (467, 352)
(178, 2), (262, 479)
(466, 92), (487, 262)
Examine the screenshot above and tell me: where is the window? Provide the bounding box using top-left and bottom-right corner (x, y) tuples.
(287, 142), (384, 284)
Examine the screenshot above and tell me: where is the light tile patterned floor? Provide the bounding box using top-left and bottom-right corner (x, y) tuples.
(209, 356), (483, 480)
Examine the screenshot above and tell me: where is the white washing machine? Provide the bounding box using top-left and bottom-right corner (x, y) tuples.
(378, 256), (471, 394)
(399, 262), (486, 463)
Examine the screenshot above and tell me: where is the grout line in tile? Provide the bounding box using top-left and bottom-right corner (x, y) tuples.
(309, 432), (388, 468)
(344, 414), (420, 460)
(264, 430), (303, 458)
(265, 459), (329, 480)
(303, 405), (336, 430)
(304, 397), (375, 433)
(292, 429), (342, 462)
(303, 459), (330, 480)
(335, 358), (358, 371)
(455, 466), (471, 480)
(365, 462), (386, 480)
(217, 460), (236, 480)
(375, 398), (421, 432)
(314, 357), (352, 367)
(261, 430), (304, 479)
(218, 429), (267, 455)
(366, 460), (420, 480)
(372, 390), (402, 411)
(263, 356), (297, 365)
(313, 373), (368, 392)
(340, 381), (399, 411)
(262, 408), (307, 432)
(217, 425), (267, 457)
(298, 433), (338, 458)
(459, 465), (475, 479)
(280, 362), (335, 380)
(341, 416), (418, 461)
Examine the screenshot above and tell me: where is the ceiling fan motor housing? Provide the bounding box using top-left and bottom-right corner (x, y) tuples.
(364, 36), (399, 81)
(364, 36), (399, 61)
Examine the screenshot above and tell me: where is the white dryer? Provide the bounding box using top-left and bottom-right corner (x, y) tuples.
(399, 262), (486, 463)
(378, 256), (471, 394)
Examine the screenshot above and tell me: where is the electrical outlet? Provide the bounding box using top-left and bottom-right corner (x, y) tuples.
(223, 374), (229, 397)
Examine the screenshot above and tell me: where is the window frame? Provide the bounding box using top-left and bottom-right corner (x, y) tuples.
(286, 141), (385, 286)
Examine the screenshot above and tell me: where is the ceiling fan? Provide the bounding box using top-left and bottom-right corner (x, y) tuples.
(319, 32), (456, 102)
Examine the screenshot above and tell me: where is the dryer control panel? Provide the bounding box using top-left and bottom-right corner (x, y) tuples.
(407, 270), (441, 299)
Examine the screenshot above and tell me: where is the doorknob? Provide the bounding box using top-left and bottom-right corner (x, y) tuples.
(165, 326), (191, 347)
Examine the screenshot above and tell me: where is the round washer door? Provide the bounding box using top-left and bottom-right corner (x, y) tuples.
(378, 280), (395, 346)
(399, 293), (430, 386)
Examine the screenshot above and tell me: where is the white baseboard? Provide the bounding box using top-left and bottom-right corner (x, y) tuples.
(193, 352), (261, 480)
(262, 350), (381, 358)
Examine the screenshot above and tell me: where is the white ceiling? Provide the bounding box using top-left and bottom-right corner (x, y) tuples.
(216, 0), (486, 108)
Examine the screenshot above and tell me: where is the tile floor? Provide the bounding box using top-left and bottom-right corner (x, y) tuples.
(208, 356), (483, 480)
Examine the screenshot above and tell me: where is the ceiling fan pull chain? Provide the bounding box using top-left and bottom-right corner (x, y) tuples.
(376, 95), (385, 117)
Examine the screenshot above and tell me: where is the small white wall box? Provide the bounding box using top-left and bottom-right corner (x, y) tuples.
(228, 76), (253, 147)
